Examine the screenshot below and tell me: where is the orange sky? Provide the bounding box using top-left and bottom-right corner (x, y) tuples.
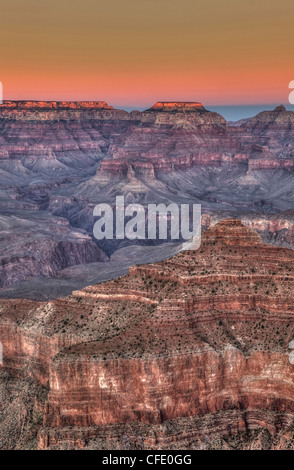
(0, 0), (293, 107)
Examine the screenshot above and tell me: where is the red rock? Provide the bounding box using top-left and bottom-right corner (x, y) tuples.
(1, 220), (294, 449)
(148, 102), (205, 112)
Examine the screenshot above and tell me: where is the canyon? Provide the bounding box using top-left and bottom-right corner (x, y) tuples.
(1, 101), (294, 450)
(1, 220), (294, 449)
(0, 101), (294, 299)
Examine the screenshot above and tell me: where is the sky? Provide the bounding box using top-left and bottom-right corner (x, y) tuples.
(0, 0), (293, 108)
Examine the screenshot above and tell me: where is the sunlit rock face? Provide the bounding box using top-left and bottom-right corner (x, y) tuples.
(148, 101), (206, 112)
(0, 101), (115, 110)
(1, 221), (294, 449)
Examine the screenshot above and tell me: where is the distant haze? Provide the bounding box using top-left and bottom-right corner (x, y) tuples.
(207, 104), (293, 122)
(115, 104), (293, 121)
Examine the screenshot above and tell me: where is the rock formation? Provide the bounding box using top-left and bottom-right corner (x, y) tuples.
(1, 220), (294, 449)
(0, 101), (294, 299)
(147, 101), (206, 112)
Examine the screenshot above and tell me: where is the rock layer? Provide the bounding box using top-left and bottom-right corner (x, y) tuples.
(1, 220), (294, 449)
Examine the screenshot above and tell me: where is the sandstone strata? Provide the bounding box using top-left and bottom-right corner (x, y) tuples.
(1, 221), (294, 449)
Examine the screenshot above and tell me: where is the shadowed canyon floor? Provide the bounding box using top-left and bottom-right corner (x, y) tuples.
(0, 101), (294, 299)
(1, 220), (294, 449)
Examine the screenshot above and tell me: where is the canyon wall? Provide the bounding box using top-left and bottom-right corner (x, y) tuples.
(1, 220), (294, 449)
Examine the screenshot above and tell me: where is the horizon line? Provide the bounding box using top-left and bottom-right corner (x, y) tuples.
(1, 99), (291, 108)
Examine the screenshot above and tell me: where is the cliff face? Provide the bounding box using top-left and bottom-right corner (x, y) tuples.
(0, 101), (293, 172)
(0, 369), (47, 450)
(0, 212), (108, 288)
(1, 220), (294, 449)
(106, 102), (231, 167)
(93, 103), (294, 174)
(148, 101), (206, 112)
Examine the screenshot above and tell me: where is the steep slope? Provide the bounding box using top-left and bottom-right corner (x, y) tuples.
(0, 211), (108, 287)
